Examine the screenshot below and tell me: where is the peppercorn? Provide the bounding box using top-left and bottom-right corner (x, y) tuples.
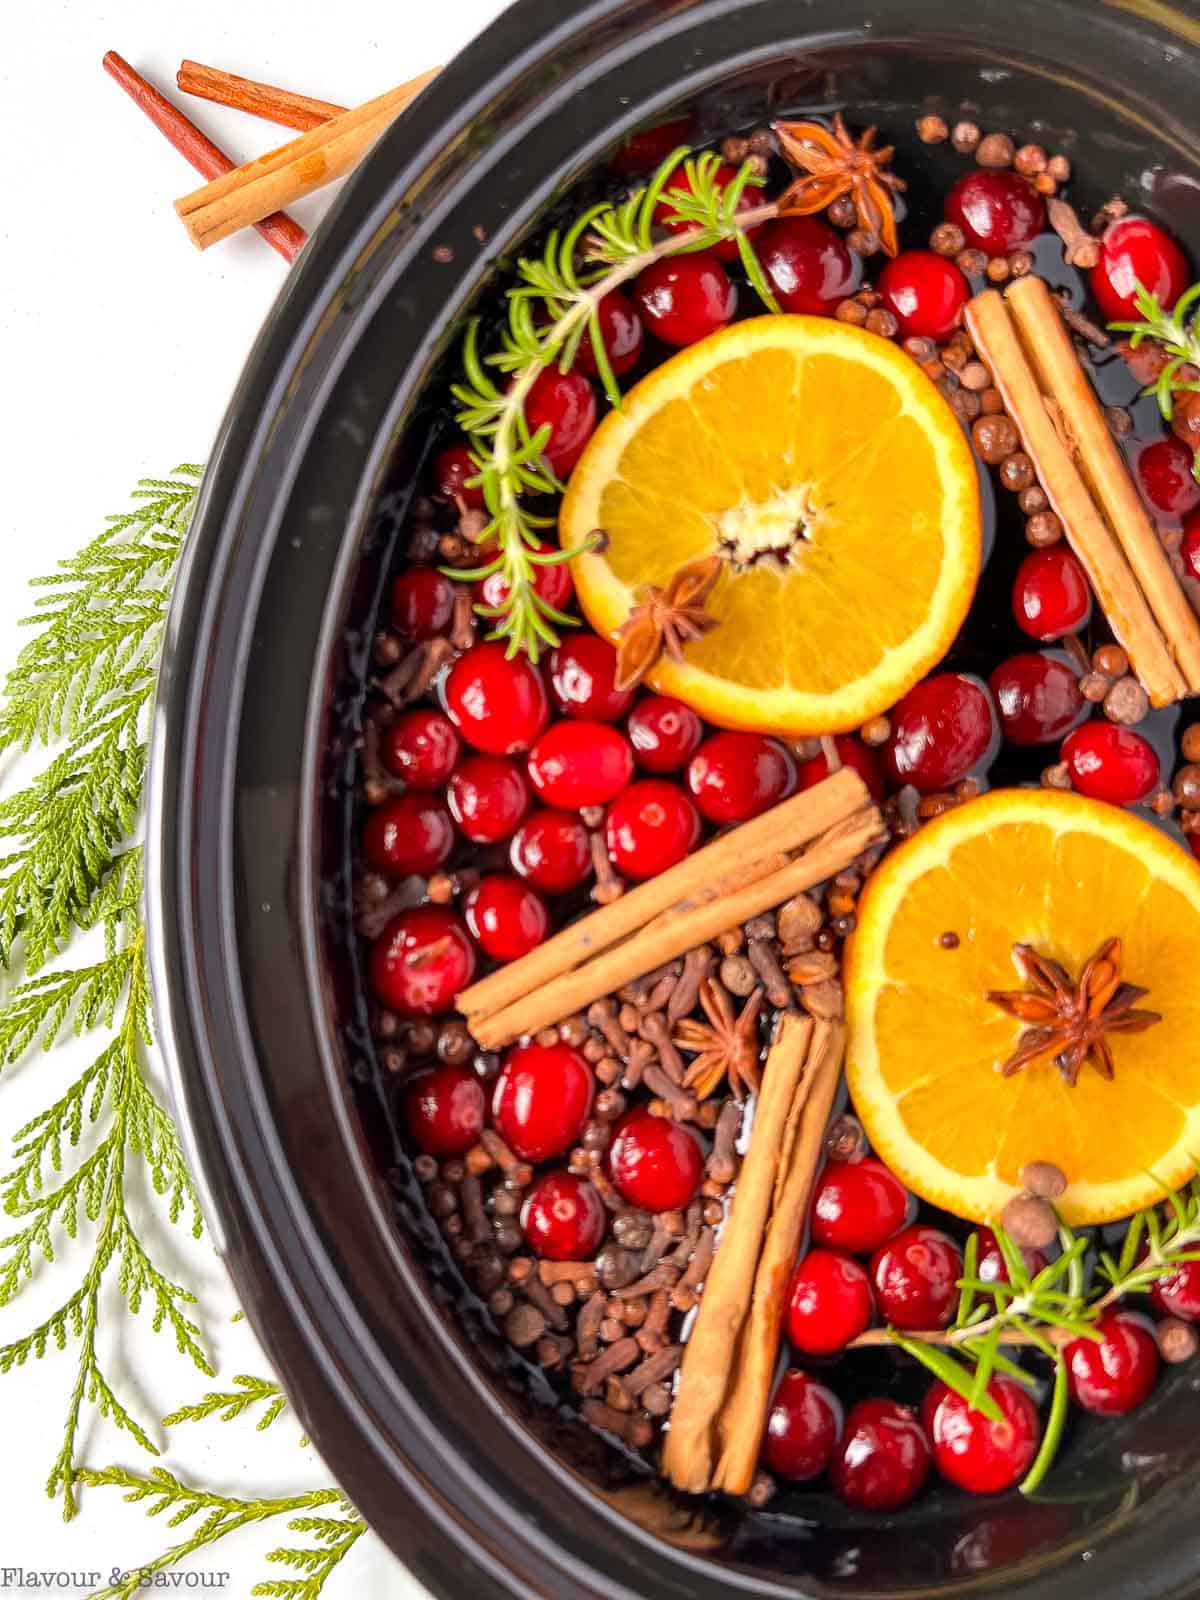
(1018, 485), (1048, 515)
(835, 299), (868, 326)
(901, 335), (938, 364)
(958, 361), (990, 392)
(1079, 672), (1110, 702)
(1174, 764), (1200, 806)
(847, 228), (880, 257)
(1014, 143), (1047, 175)
(827, 194), (858, 228)
(999, 452), (1035, 492)
(917, 113), (949, 143)
(979, 386), (1005, 415)
(1008, 249), (1035, 277)
(1046, 153), (1071, 181)
(930, 221), (965, 257)
(1026, 511), (1064, 547)
(972, 414), (1020, 464)
(985, 256), (1011, 284)
(1092, 644), (1128, 677)
(976, 131), (1015, 167)
(1182, 725), (1200, 763)
(865, 307), (898, 338)
(951, 120), (982, 153)
(955, 248), (988, 277)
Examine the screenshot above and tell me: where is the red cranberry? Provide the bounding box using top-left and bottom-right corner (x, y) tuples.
(444, 641), (549, 756)
(878, 250), (969, 342)
(1012, 547), (1092, 640)
(794, 734), (885, 801)
(810, 1158), (913, 1255)
(635, 252), (737, 347)
(870, 1224), (963, 1331)
(448, 755), (531, 844)
(945, 170), (1046, 257)
(1137, 436), (1200, 518)
(391, 567), (455, 640)
(607, 1109), (703, 1212)
(923, 1377), (1040, 1495)
(758, 216), (856, 314)
(654, 160), (758, 260)
(548, 635), (634, 722)
(627, 695), (704, 773)
(764, 1369), (844, 1483)
(361, 793), (454, 877)
(1151, 1259), (1200, 1321)
(382, 708), (460, 787)
(786, 1248), (874, 1355)
(1065, 1309), (1160, 1415)
(463, 874), (549, 962)
(521, 1171), (606, 1260)
(479, 541), (574, 615)
(1183, 509), (1200, 579)
(1091, 216), (1189, 322)
(574, 290), (645, 378)
(403, 1062), (485, 1156)
(1061, 721), (1159, 806)
(523, 368), (597, 479)
(989, 653), (1085, 747)
(974, 1225), (1047, 1286)
(433, 441), (485, 510)
(831, 1399), (931, 1512)
(492, 1041), (594, 1163)
(369, 907), (475, 1016)
(527, 721), (635, 808)
(611, 116), (694, 177)
(509, 809), (593, 893)
(884, 673), (997, 793)
(605, 780), (702, 879)
(686, 732), (796, 823)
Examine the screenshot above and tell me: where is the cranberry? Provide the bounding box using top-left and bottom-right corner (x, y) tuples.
(548, 635), (634, 722)
(758, 217), (856, 314)
(1012, 547), (1092, 641)
(870, 1224), (963, 1331)
(509, 809), (593, 893)
(433, 440), (485, 510)
(521, 1171), (606, 1260)
(382, 708), (460, 787)
(945, 170), (1046, 257)
(831, 1399), (931, 1512)
(361, 793), (454, 877)
(923, 1377), (1041, 1495)
(444, 641), (549, 756)
(686, 732), (796, 823)
(627, 695), (705, 773)
(878, 250), (969, 342)
(810, 1158), (913, 1255)
(448, 755), (531, 844)
(794, 734), (885, 801)
(1061, 721), (1159, 806)
(974, 1225), (1047, 1286)
(479, 541), (574, 615)
(1151, 1259), (1200, 1321)
(989, 653), (1085, 747)
(1065, 1309), (1160, 1415)
(492, 1041), (594, 1162)
(605, 780), (702, 880)
(573, 290), (644, 378)
(369, 907), (475, 1016)
(764, 1369), (843, 1483)
(884, 673), (997, 793)
(611, 117), (694, 178)
(1091, 216), (1189, 322)
(523, 368), (597, 479)
(1183, 510), (1200, 579)
(391, 567), (454, 640)
(463, 874), (549, 962)
(527, 721), (635, 808)
(654, 160), (759, 260)
(786, 1248), (874, 1355)
(635, 252), (737, 347)
(1137, 436), (1200, 518)
(403, 1062), (485, 1157)
(608, 1109), (704, 1212)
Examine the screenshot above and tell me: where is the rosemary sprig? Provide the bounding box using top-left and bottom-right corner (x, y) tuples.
(1110, 279), (1200, 479)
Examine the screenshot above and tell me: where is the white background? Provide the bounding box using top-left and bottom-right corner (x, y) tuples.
(0, 1), (507, 1593)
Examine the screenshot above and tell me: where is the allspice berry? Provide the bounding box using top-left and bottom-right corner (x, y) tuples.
(976, 132), (1016, 167)
(1026, 511), (1064, 547)
(930, 221), (966, 257)
(917, 114), (950, 143)
(827, 194), (859, 228)
(1014, 143), (1048, 175)
(1019, 485), (1049, 515)
(1019, 1160), (1068, 1199)
(1093, 644), (1129, 677)
(999, 452), (1035, 492)
(1173, 763), (1200, 807)
(1104, 677), (1149, 726)
(1158, 1318), (1199, 1364)
(1001, 1193), (1059, 1251)
(972, 413), (1020, 464)
(1181, 723), (1200, 763)
(951, 120), (982, 153)
(979, 386), (1005, 415)
(955, 247), (988, 277)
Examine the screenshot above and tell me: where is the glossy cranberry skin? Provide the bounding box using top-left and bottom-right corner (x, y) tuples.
(758, 217), (856, 314)
(611, 116), (694, 177)
(1151, 1258), (1200, 1321)
(361, 793), (454, 877)
(831, 1399), (931, 1512)
(492, 1042), (594, 1163)
(1137, 436), (1200, 518)
(794, 734), (885, 801)
(1011, 547), (1092, 641)
(605, 780), (702, 880)
(369, 907), (476, 1016)
(786, 1248), (874, 1355)
(878, 251), (970, 342)
(524, 368), (597, 479)
(635, 252), (737, 348)
(1183, 510), (1200, 579)
(464, 874), (549, 962)
(433, 440), (485, 510)
(989, 653), (1085, 747)
(923, 1378), (1040, 1494)
(1061, 721), (1159, 806)
(444, 641), (550, 756)
(391, 567), (454, 640)
(1091, 216), (1189, 322)
(945, 170), (1046, 257)
(627, 695), (705, 773)
(509, 809), (593, 893)
(764, 1369), (844, 1483)
(403, 1063), (485, 1157)
(870, 1225), (963, 1332)
(974, 1226), (1047, 1286)
(548, 635), (634, 722)
(1065, 1309), (1160, 1415)
(527, 721), (635, 808)
(479, 541), (574, 616)
(655, 160), (758, 260)
(884, 674), (997, 794)
(686, 732), (796, 823)
(811, 1158), (914, 1255)
(574, 291), (644, 377)
(608, 1110), (704, 1212)
(521, 1171), (606, 1260)
(448, 756), (531, 844)
(382, 708), (460, 787)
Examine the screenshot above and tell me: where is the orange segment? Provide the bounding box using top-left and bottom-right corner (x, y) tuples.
(560, 315), (981, 735)
(845, 788), (1200, 1226)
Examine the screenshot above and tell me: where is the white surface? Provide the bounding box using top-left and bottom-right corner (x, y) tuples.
(0, 1), (507, 1593)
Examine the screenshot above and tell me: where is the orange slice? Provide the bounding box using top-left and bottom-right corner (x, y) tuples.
(559, 314), (981, 735)
(845, 788), (1200, 1226)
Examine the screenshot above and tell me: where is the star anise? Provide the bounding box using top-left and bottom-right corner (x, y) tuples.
(986, 938), (1162, 1087)
(772, 113), (906, 257)
(613, 553), (722, 692)
(673, 978), (765, 1100)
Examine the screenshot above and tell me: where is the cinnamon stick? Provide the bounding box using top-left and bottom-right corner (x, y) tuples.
(178, 60), (347, 131)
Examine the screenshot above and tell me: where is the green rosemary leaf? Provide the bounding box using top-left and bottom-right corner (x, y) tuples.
(968, 1322), (1001, 1412)
(955, 1231), (979, 1328)
(890, 1330), (1004, 1419)
(636, 144), (695, 252)
(1020, 1353), (1070, 1496)
(737, 229), (782, 314)
(992, 1223), (1034, 1293)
